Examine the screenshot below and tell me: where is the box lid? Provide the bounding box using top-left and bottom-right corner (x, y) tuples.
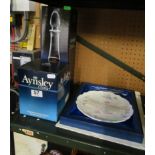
(18, 59), (69, 91)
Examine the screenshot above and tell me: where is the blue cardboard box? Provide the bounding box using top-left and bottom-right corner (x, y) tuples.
(18, 60), (71, 122)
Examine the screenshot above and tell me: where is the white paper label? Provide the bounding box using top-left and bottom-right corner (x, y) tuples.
(47, 74), (56, 79)
(65, 93), (69, 103)
(13, 56), (21, 60)
(20, 56), (31, 66)
(10, 53), (12, 64)
(31, 90), (43, 97)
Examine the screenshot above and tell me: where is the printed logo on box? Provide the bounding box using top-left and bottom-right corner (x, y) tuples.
(22, 75), (53, 90)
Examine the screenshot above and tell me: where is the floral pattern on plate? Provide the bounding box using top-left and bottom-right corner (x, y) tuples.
(76, 91), (134, 123)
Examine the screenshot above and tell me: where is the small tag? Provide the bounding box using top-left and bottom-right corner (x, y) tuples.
(22, 129), (34, 136)
(31, 90), (43, 97)
(64, 6), (72, 11)
(47, 74), (56, 79)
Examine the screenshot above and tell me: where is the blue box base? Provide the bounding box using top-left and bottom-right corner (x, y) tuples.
(19, 82), (70, 122)
(18, 60), (71, 122)
(59, 83), (144, 143)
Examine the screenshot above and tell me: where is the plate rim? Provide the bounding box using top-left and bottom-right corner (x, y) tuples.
(76, 90), (134, 123)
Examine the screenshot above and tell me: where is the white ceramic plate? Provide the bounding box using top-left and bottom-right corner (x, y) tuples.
(76, 91), (134, 123)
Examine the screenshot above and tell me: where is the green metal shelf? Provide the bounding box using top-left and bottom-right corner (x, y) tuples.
(10, 84), (145, 155)
(11, 111), (144, 155)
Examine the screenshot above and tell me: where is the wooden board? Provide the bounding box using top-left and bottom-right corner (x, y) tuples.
(74, 8), (145, 94)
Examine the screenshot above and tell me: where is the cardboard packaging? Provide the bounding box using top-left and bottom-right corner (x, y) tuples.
(18, 6), (77, 122)
(41, 6), (77, 67)
(18, 60), (71, 122)
(12, 49), (40, 77)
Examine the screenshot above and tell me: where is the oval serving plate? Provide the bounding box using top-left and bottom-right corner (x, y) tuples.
(76, 91), (134, 123)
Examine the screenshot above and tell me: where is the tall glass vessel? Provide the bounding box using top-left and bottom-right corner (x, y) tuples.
(48, 9), (61, 63)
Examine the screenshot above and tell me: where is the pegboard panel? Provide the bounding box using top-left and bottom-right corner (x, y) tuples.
(74, 8), (145, 94)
